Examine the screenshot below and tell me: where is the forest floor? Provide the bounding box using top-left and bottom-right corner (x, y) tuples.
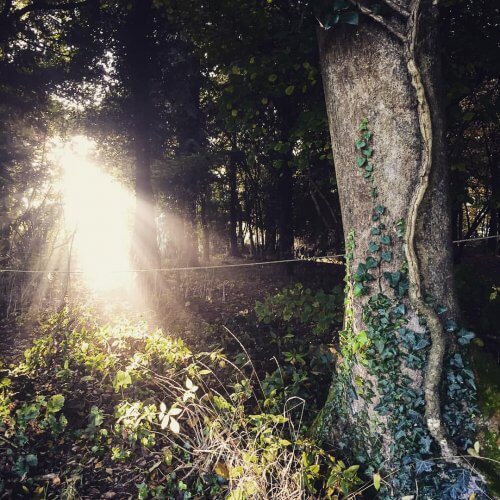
(0, 253), (498, 498)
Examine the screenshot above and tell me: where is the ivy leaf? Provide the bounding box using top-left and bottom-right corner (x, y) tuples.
(381, 250), (392, 263)
(445, 319), (458, 332)
(365, 256), (378, 269)
(370, 226), (380, 235)
(333, 0), (349, 9)
(414, 338), (430, 350)
(355, 139), (366, 150)
(375, 205), (386, 215)
(384, 271), (400, 287)
(419, 435), (432, 453)
(415, 458), (434, 474)
(368, 242), (380, 253)
(380, 235), (391, 245)
(457, 328), (475, 345)
(356, 157), (366, 167)
(340, 11), (359, 25)
(362, 147), (373, 157)
(353, 283), (365, 297)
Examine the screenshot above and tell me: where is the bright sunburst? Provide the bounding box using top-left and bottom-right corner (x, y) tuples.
(51, 135), (135, 292)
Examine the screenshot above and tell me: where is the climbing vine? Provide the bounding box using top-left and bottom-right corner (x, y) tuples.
(318, 119), (483, 498)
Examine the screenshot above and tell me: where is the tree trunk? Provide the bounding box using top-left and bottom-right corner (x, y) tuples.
(171, 44), (204, 266)
(278, 161), (294, 259)
(200, 192), (210, 262)
(228, 152), (240, 257)
(488, 153), (499, 253)
(125, 0), (160, 287)
(317, 1), (483, 496)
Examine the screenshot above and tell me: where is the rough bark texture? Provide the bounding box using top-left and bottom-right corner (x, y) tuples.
(317, 1), (483, 496)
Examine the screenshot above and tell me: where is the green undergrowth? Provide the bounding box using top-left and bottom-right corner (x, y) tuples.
(471, 348), (500, 496)
(0, 302), (363, 499)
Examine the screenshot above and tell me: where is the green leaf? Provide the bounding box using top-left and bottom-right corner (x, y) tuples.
(381, 251), (393, 263)
(46, 394), (65, 413)
(333, 0), (349, 9)
(368, 242), (380, 253)
(285, 85), (295, 95)
(340, 11), (359, 25)
(375, 205), (386, 215)
(373, 472), (381, 491)
(268, 74), (278, 82)
(356, 157), (366, 167)
(113, 370), (132, 392)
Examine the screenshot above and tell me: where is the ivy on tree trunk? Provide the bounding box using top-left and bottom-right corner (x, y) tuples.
(316, 0), (485, 496)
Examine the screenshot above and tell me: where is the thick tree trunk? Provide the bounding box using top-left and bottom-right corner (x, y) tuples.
(125, 0), (160, 286)
(171, 47), (204, 266)
(317, 1), (483, 496)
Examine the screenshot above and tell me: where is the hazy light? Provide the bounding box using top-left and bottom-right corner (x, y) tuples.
(52, 135), (135, 292)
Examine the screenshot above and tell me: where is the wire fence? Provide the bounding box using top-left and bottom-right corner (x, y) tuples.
(0, 234), (498, 275)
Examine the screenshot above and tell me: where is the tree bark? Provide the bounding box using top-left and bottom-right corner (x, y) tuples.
(488, 153), (499, 253)
(317, 1), (483, 496)
(228, 152), (240, 257)
(125, 0), (160, 286)
(278, 161), (294, 259)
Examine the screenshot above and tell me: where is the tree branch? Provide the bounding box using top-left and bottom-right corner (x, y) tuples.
(381, 0), (410, 18)
(349, 0), (406, 42)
